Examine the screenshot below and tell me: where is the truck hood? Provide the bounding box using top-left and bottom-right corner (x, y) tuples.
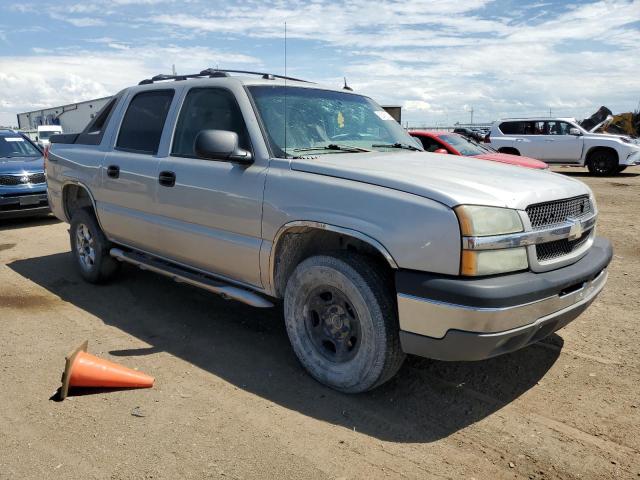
(291, 151), (590, 210)
(0, 155), (44, 173)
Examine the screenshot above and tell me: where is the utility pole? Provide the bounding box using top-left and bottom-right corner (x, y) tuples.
(172, 64), (176, 76)
(549, 107), (552, 117)
(470, 107), (474, 125)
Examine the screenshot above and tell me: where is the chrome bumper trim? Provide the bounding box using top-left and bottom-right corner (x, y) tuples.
(462, 213), (597, 250)
(397, 268), (607, 338)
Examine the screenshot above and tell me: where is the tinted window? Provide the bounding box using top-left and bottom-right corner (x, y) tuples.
(0, 135), (41, 158)
(117, 90), (174, 155)
(499, 121), (524, 134)
(172, 88), (250, 157)
(84, 97), (118, 135)
(413, 135), (443, 152)
(546, 121), (573, 135)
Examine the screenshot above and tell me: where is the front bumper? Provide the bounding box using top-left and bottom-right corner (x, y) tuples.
(396, 237), (612, 361)
(0, 192), (50, 219)
(624, 150), (640, 166)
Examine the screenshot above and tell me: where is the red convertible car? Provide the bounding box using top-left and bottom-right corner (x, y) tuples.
(409, 130), (548, 169)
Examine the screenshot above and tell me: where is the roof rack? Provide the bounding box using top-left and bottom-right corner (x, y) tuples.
(139, 68), (313, 85)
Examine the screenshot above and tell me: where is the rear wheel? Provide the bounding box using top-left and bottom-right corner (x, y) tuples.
(284, 254), (405, 393)
(70, 209), (120, 283)
(587, 149), (618, 176)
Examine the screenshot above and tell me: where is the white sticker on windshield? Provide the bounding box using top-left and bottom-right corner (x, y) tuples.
(374, 110), (395, 121)
(4, 137), (24, 142)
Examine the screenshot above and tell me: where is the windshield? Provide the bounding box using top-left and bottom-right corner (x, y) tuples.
(0, 136), (41, 158)
(248, 86), (422, 157)
(439, 134), (490, 156)
(37, 130), (59, 140)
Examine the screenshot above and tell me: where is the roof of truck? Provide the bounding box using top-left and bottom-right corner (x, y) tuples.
(132, 69), (357, 95)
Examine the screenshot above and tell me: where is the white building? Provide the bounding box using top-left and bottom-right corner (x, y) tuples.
(17, 96), (113, 133)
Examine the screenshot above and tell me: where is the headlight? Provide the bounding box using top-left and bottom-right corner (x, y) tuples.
(455, 205), (527, 276)
(461, 248), (528, 276)
(455, 205), (523, 236)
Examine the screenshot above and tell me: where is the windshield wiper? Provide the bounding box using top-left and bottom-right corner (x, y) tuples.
(292, 144), (370, 153)
(371, 142), (421, 151)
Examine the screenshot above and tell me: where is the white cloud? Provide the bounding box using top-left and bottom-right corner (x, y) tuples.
(0, 45), (260, 126)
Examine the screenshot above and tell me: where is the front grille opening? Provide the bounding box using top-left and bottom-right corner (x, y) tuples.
(536, 229), (591, 262)
(0, 173), (46, 186)
(526, 195), (592, 229)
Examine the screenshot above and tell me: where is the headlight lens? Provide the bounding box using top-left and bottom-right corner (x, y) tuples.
(456, 205), (527, 276)
(461, 248), (528, 276)
(455, 205), (523, 237)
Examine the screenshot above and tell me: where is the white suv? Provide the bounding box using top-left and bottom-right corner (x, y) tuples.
(488, 117), (640, 175)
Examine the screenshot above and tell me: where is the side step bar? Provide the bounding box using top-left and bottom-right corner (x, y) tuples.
(110, 248), (273, 308)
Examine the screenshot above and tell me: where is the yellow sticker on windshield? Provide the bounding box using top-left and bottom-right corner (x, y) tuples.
(337, 111), (345, 128)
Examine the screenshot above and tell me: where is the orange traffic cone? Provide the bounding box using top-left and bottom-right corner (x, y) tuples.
(60, 341), (154, 400)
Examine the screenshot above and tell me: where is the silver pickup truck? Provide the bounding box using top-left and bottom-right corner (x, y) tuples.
(47, 69), (612, 392)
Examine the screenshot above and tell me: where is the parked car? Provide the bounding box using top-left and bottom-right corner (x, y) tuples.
(47, 69), (612, 393)
(36, 125), (63, 148)
(0, 129), (49, 219)
(488, 118), (640, 175)
(409, 130), (547, 169)
(453, 127), (485, 142)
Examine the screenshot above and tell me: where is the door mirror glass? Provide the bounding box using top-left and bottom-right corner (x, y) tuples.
(194, 130), (253, 164)
(569, 127), (582, 136)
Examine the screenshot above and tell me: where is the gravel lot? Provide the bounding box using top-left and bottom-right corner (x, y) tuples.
(1, 166), (639, 480)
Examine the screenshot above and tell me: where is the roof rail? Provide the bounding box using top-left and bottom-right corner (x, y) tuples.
(138, 68), (313, 85)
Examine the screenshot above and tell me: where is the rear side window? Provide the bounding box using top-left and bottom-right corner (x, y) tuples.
(117, 90), (174, 155)
(172, 88), (250, 157)
(75, 95), (120, 145)
(499, 121), (524, 134)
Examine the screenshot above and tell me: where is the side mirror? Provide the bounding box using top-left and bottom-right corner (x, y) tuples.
(434, 148), (449, 154)
(569, 127), (582, 136)
(35, 136), (38, 142)
(194, 130), (253, 165)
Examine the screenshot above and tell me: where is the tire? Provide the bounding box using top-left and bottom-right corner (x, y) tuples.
(284, 253), (405, 393)
(616, 165), (627, 173)
(498, 147), (520, 156)
(587, 149), (618, 176)
(69, 208), (120, 283)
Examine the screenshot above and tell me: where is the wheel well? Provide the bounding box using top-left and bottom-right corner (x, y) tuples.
(498, 147), (520, 155)
(586, 146), (618, 164)
(63, 184), (94, 220)
(272, 227), (394, 297)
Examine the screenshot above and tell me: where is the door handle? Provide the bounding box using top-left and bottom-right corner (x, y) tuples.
(158, 171), (176, 187)
(107, 165), (120, 178)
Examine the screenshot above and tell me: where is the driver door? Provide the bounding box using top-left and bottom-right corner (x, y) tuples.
(153, 87), (267, 287)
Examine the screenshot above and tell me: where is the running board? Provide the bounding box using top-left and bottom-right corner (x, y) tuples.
(109, 248), (273, 308)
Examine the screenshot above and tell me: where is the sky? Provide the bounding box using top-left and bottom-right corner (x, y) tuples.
(0, 0), (639, 128)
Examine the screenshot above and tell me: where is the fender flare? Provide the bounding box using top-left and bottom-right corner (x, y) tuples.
(268, 220), (398, 294)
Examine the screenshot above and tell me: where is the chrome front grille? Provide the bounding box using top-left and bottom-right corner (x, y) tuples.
(0, 172), (46, 186)
(526, 195), (592, 229)
(535, 231), (591, 262)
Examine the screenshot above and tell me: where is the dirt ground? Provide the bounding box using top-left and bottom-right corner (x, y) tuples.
(1, 166), (639, 480)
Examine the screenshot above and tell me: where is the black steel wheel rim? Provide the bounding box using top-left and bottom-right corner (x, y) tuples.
(303, 285), (361, 363)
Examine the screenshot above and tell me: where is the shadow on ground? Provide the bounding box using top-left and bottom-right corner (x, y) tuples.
(558, 171), (640, 178)
(0, 214), (60, 231)
(9, 252), (561, 443)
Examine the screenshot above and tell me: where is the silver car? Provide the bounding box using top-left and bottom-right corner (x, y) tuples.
(46, 70), (612, 392)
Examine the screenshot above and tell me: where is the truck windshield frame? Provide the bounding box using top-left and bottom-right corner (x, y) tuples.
(247, 86), (421, 158)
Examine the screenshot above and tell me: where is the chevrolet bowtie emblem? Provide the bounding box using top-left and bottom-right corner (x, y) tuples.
(567, 217), (583, 241)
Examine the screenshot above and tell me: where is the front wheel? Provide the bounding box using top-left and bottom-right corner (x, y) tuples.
(284, 254), (405, 393)
(70, 209), (120, 283)
(587, 150), (618, 176)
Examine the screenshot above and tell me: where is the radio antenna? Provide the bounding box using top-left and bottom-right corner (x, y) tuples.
(284, 21), (287, 157)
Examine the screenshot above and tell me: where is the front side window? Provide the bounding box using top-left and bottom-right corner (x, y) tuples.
(172, 88), (251, 157)
(0, 135), (41, 158)
(414, 135), (444, 152)
(546, 121), (573, 135)
(116, 90), (174, 155)
(248, 86), (421, 157)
